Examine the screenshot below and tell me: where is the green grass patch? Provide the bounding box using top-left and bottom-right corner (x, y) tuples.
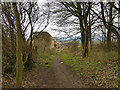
(45, 64), (50, 67)
(43, 52), (59, 68)
(34, 62), (39, 67)
(77, 71), (83, 75)
(48, 54), (56, 60)
(43, 56), (54, 68)
(37, 49), (57, 68)
(60, 47), (118, 88)
(72, 67), (79, 71)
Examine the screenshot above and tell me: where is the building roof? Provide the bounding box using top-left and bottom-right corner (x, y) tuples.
(33, 31), (52, 38)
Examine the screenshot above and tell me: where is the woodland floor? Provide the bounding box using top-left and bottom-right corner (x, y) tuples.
(2, 55), (97, 88)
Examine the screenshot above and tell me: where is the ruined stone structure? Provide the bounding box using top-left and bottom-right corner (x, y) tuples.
(27, 32), (60, 50)
(32, 32), (54, 49)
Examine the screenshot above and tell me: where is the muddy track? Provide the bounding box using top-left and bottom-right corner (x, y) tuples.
(40, 55), (87, 88)
(3, 55), (95, 88)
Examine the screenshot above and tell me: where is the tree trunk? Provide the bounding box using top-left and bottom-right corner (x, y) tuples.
(83, 28), (89, 57)
(12, 2), (23, 88)
(101, 2), (113, 52)
(106, 3), (113, 52)
(89, 11), (92, 50)
(78, 17), (89, 58)
(27, 4), (33, 70)
(107, 30), (111, 51)
(29, 25), (33, 70)
(89, 29), (92, 50)
(118, 35), (120, 59)
(81, 31), (86, 58)
(81, 28), (89, 58)
(77, 2), (90, 58)
(77, 4), (86, 58)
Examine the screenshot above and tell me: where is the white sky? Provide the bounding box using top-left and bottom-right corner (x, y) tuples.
(34, 0), (68, 38)
(36, 0), (83, 38)
(29, 0), (120, 39)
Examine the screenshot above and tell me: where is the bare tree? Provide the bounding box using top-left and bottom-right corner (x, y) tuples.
(12, 2), (23, 88)
(56, 2), (95, 57)
(18, 2), (50, 69)
(100, 2), (120, 57)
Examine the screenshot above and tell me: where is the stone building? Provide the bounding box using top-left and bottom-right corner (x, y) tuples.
(32, 32), (54, 49)
(27, 32), (60, 50)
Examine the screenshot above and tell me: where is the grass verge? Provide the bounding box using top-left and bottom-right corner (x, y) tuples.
(60, 49), (118, 88)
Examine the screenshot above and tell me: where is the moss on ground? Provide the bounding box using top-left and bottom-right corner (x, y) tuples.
(34, 49), (58, 68)
(60, 49), (118, 88)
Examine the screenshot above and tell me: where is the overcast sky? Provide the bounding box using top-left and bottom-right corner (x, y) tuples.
(25, 0), (68, 39)
(26, 0), (119, 39)
(33, 0), (68, 38)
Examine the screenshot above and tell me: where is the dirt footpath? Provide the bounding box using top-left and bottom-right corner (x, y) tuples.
(47, 55), (86, 88)
(38, 55), (89, 88)
(3, 55), (95, 88)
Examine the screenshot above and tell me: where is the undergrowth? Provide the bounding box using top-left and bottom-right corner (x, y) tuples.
(34, 49), (57, 68)
(60, 45), (118, 88)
